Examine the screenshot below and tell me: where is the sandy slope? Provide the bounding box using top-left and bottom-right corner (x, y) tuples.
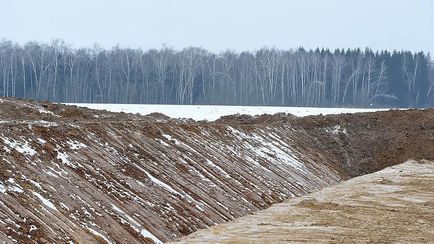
(173, 160), (434, 243)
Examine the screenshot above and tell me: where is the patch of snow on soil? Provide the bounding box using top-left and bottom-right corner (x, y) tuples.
(133, 163), (181, 196)
(140, 229), (162, 244)
(32, 192), (57, 210)
(57, 151), (71, 164)
(163, 134), (180, 145)
(29, 180), (42, 190)
(29, 225), (37, 232)
(326, 125), (348, 135)
(60, 202), (70, 210)
(111, 204), (162, 243)
(6, 178), (24, 193)
(146, 172), (180, 195)
(67, 140), (87, 150)
(156, 138), (170, 147)
(227, 127), (305, 171)
(56, 150), (79, 168)
(37, 138), (46, 144)
(32, 120), (58, 127)
(38, 108), (55, 116)
(205, 159), (230, 178)
(87, 227), (113, 244)
(46, 171), (58, 178)
(1, 137), (36, 156)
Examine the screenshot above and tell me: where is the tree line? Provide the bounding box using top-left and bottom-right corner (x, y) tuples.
(0, 39), (433, 107)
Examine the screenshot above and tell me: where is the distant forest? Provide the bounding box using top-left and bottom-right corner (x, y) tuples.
(0, 40), (433, 107)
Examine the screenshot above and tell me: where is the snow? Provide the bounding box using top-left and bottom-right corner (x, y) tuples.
(111, 204), (162, 243)
(155, 138), (170, 147)
(326, 125), (348, 135)
(1, 137), (36, 156)
(46, 171), (58, 178)
(55, 147), (82, 169)
(37, 138), (47, 144)
(57, 151), (71, 164)
(0, 183), (5, 193)
(133, 163), (181, 196)
(32, 192), (57, 210)
(147, 173), (180, 195)
(227, 127), (305, 171)
(140, 229), (162, 244)
(66, 103), (388, 121)
(60, 202), (70, 210)
(31, 120), (58, 127)
(29, 225), (37, 232)
(0, 120), (57, 127)
(29, 180), (42, 190)
(205, 159), (230, 178)
(38, 108), (54, 115)
(67, 140), (87, 150)
(6, 178), (24, 193)
(87, 227), (112, 244)
(163, 134), (180, 144)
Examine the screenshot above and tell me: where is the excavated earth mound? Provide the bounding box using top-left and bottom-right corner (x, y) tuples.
(0, 97), (433, 243)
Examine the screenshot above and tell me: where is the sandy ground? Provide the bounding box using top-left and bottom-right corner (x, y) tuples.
(173, 160), (434, 243)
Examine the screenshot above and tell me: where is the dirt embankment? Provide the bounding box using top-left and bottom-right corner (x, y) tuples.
(293, 109), (434, 176)
(1, 97), (434, 243)
(0, 98), (344, 243)
(216, 109), (434, 177)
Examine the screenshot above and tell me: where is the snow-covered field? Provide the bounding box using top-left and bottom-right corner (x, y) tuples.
(66, 104), (389, 121)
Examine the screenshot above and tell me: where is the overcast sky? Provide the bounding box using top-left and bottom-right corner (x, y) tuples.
(2, 0), (433, 54)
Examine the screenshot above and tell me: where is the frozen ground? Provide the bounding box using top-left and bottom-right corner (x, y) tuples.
(2, 98), (431, 243)
(173, 160), (434, 243)
(66, 103), (388, 121)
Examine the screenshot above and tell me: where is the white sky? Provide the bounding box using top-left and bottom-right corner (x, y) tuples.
(1, 0), (433, 54)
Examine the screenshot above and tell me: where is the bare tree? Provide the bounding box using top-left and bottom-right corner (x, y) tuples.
(0, 40), (430, 108)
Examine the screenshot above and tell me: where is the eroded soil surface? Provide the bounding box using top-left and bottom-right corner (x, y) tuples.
(1, 97), (434, 243)
(174, 160), (434, 243)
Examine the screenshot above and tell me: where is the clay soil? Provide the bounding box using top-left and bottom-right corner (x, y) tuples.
(1, 97), (434, 243)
